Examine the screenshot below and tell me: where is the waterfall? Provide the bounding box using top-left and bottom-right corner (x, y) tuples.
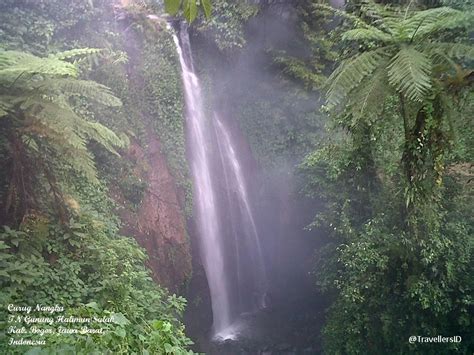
(172, 23), (267, 339)
(171, 25), (232, 334)
(214, 115), (268, 310)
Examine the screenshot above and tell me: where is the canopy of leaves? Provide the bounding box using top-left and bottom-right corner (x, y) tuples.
(0, 50), (126, 188)
(0, 1), (194, 353)
(324, 3), (473, 115)
(301, 1), (474, 353)
(164, 0), (212, 22)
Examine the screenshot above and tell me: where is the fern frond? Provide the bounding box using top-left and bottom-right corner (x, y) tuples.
(273, 55), (325, 89)
(0, 51), (78, 81)
(424, 42), (474, 61)
(20, 97), (124, 184)
(313, 3), (387, 35)
(348, 63), (390, 124)
(21, 100), (99, 183)
(359, 0), (384, 19)
(39, 79), (122, 107)
(388, 47), (431, 101)
(51, 48), (103, 64)
(81, 121), (128, 155)
(342, 28), (393, 44)
(0, 48), (127, 192)
(326, 48), (388, 108)
(402, 7), (466, 40)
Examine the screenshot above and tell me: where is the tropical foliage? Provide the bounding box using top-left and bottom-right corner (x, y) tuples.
(0, 50), (126, 223)
(0, 0), (472, 353)
(164, 0), (212, 22)
(300, 0), (473, 353)
(0, 0), (194, 353)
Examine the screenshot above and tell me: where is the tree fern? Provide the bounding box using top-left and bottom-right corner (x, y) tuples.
(425, 42), (474, 62)
(326, 1), (473, 107)
(342, 28), (392, 44)
(0, 48), (126, 219)
(325, 0), (473, 206)
(357, 0), (396, 28)
(82, 121), (127, 156)
(348, 63), (390, 124)
(39, 79), (123, 107)
(50, 48), (103, 64)
(326, 49), (387, 108)
(0, 51), (78, 80)
(401, 7), (468, 40)
(388, 47), (432, 102)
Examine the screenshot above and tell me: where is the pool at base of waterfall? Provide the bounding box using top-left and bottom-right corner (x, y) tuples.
(212, 311), (263, 342)
(213, 320), (245, 342)
(194, 299), (325, 355)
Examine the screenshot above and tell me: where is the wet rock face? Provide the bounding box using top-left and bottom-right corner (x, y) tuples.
(117, 133), (192, 291)
(107, 15), (192, 292)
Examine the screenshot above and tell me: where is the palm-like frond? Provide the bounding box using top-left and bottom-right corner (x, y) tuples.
(0, 51), (78, 81)
(81, 121), (127, 155)
(0, 50), (126, 185)
(20, 97), (126, 183)
(402, 7), (467, 40)
(424, 42), (474, 62)
(20, 98), (99, 183)
(326, 1), (473, 110)
(342, 28), (393, 44)
(50, 48), (103, 63)
(39, 79), (123, 107)
(326, 48), (387, 108)
(348, 63), (390, 124)
(388, 47), (431, 101)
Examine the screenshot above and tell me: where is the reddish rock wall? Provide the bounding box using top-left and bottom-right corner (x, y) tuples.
(116, 132), (192, 291)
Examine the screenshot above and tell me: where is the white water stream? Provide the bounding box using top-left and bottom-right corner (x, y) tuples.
(172, 23), (267, 339)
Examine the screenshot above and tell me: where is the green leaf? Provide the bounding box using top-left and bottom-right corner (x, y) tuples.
(183, 0), (198, 22)
(342, 28), (392, 43)
(326, 49), (386, 108)
(41, 79), (122, 107)
(114, 327), (126, 338)
(112, 312), (130, 326)
(164, 343), (174, 353)
(85, 301), (100, 311)
(24, 347), (43, 355)
(425, 42), (474, 62)
(0, 241), (9, 250)
(51, 48), (103, 63)
(0, 51), (78, 80)
(164, 0), (181, 16)
(403, 7), (466, 40)
(388, 47), (431, 102)
(348, 63), (390, 123)
(201, 0), (212, 19)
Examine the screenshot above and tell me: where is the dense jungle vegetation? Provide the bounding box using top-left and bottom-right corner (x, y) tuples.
(1, 0), (473, 354)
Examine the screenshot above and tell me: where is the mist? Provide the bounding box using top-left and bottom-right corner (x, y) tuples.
(1, 1), (471, 354)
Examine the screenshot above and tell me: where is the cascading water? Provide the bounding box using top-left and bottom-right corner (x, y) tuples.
(214, 115), (268, 311)
(171, 25), (232, 334)
(171, 23), (268, 339)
